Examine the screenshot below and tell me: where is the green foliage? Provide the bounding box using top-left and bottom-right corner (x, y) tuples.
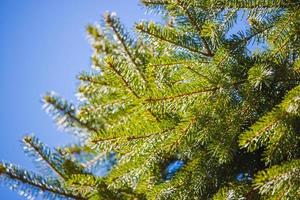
(1, 0), (300, 199)
(0, 162), (83, 200)
(254, 160), (300, 199)
(213, 182), (258, 200)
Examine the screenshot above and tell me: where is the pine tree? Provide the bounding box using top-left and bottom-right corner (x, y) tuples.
(1, 0), (300, 199)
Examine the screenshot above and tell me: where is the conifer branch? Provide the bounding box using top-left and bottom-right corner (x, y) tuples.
(146, 86), (218, 102)
(148, 60), (211, 81)
(169, 117), (196, 151)
(23, 136), (67, 180)
(176, 0), (214, 57)
(105, 13), (147, 83)
(149, 60), (209, 68)
(230, 24), (274, 51)
(254, 159), (300, 198)
(43, 94), (98, 133)
(146, 80), (246, 102)
(78, 73), (111, 87)
(185, 66), (211, 81)
(214, 24), (274, 71)
(3, 1), (300, 199)
(106, 59), (140, 98)
(208, 1), (300, 9)
(61, 109), (98, 133)
(106, 59), (161, 122)
(0, 163), (86, 200)
(239, 118), (281, 151)
(136, 23), (210, 56)
(92, 127), (175, 143)
(141, 0), (169, 6)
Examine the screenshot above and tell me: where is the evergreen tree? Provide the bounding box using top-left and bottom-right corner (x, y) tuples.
(1, 0), (300, 199)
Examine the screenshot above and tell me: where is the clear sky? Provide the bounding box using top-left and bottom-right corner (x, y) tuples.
(0, 0), (158, 199)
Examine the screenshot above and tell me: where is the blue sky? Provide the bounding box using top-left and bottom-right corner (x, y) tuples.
(0, 0), (158, 199)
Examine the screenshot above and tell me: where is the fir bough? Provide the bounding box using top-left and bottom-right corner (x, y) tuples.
(1, 0), (300, 199)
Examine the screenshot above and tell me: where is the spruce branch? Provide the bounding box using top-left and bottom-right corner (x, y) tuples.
(136, 22), (210, 56)
(205, 0), (300, 9)
(141, 0), (170, 6)
(239, 85), (300, 152)
(2, 1), (300, 199)
(91, 127), (175, 143)
(148, 60), (209, 68)
(105, 58), (140, 98)
(175, 0), (214, 56)
(104, 13), (147, 83)
(145, 80), (246, 102)
(23, 135), (66, 180)
(0, 162), (86, 200)
(254, 159), (300, 198)
(105, 58), (161, 122)
(43, 93), (98, 134)
(147, 59), (211, 81)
